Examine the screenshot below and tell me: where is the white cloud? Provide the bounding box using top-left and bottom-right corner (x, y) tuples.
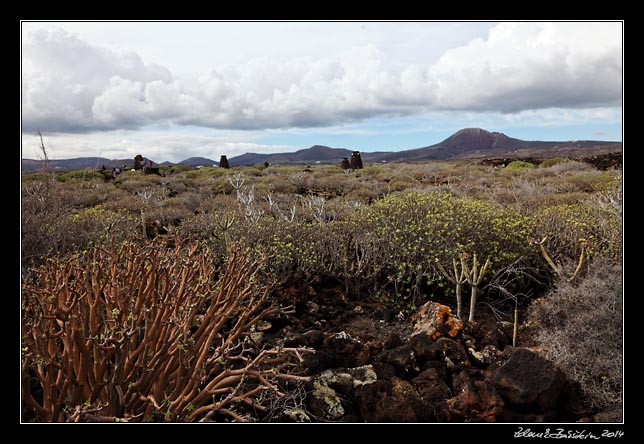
(427, 22), (622, 112)
(22, 22), (622, 135)
(22, 27), (175, 132)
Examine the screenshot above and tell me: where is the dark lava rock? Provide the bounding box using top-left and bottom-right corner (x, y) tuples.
(412, 367), (452, 403)
(488, 347), (565, 412)
(409, 332), (440, 365)
(421, 358), (448, 381)
(302, 349), (335, 374)
(283, 329), (325, 348)
(379, 343), (419, 376)
(384, 332), (404, 349)
(355, 377), (427, 422)
(436, 337), (471, 371)
(372, 362), (396, 379)
(448, 369), (504, 422)
(323, 331), (369, 368)
(480, 326), (510, 350)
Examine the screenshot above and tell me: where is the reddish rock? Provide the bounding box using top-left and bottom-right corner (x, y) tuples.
(412, 301), (464, 340)
(448, 370), (504, 422)
(412, 368), (452, 403)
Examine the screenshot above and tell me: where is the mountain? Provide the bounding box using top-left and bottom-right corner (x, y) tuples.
(177, 157), (218, 167)
(21, 129), (622, 172)
(21, 156), (158, 173)
(229, 146), (355, 166)
(21, 157), (113, 173)
(228, 129), (621, 165)
(375, 128), (622, 162)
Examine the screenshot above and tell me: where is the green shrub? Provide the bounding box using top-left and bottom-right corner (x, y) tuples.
(505, 160), (536, 170)
(66, 206), (140, 249)
(162, 164), (194, 175)
(56, 170), (105, 182)
(351, 191), (536, 302)
(539, 157), (570, 168)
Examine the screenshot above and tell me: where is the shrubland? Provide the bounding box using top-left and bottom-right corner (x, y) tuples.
(21, 157), (622, 421)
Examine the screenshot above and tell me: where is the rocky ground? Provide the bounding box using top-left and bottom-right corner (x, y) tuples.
(254, 278), (622, 423)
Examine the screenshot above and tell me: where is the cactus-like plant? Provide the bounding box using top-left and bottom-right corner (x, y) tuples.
(461, 253), (491, 323)
(21, 241), (310, 422)
(215, 212), (235, 249)
(435, 255), (467, 319)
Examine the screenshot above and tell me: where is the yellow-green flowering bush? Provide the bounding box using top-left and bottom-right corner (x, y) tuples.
(66, 206), (140, 250)
(348, 191), (536, 301)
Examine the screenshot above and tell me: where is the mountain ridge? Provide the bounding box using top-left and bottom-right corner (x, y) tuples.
(21, 128), (622, 172)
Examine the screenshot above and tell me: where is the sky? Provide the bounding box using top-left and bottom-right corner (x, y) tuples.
(21, 21), (623, 163)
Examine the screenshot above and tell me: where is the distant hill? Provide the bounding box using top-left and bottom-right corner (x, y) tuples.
(375, 128), (622, 162)
(229, 128), (621, 165)
(21, 156), (159, 173)
(229, 145), (354, 166)
(21, 128), (622, 172)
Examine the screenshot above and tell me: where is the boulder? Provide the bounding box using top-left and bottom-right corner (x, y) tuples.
(409, 332), (440, 365)
(322, 331), (369, 368)
(379, 343), (419, 376)
(412, 301), (463, 340)
(488, 347), (565, 412)
(301, 349), (335, 374)
(436, 337), (471, 371)
(316, 365), (378, 396)
(355, 377), (426, 422)
(412, 367), (452, 403)
(384, 332), (404, 349)
(448, 369), (504, 422)
(306, 378), (345, 420)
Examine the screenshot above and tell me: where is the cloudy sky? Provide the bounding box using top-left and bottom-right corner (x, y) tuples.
(21, 21), (622, 162)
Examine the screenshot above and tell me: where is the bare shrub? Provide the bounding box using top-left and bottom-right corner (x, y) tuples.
(539, 157), (571, 168)
(548, 160), (594, 174)
(22, 241), (310, 422)
(527, 259), (623, 411)
(144, 201), (193, 229)
(21, 179), (122, 267)
(533, 203), (622, 265)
